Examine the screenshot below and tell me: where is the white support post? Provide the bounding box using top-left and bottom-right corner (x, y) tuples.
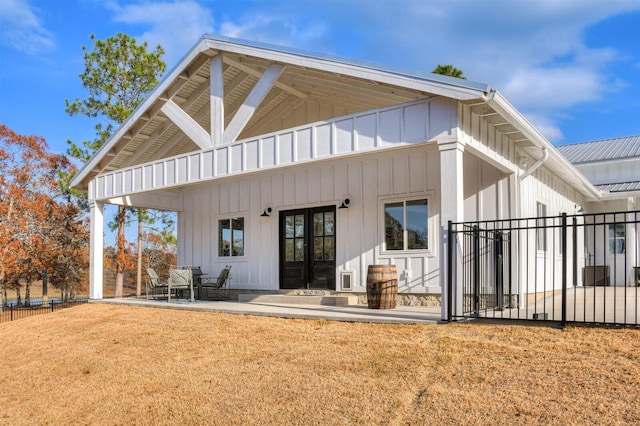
(439, 138), (465, 321)
(89, 199), (104, 300)
(210, 55), (224, 146)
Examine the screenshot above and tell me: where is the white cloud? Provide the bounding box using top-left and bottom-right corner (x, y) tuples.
(0, 0), (55, 54)
(219, 14), (326, 47)
(106, 0), (214, 66)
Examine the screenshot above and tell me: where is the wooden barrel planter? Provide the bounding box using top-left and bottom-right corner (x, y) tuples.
(366, 265), (398, 309)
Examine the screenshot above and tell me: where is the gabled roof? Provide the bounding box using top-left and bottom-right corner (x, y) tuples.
(556, 135), (640, 164)
(69, 34), (601, 203)
(71, 34), (493, 190)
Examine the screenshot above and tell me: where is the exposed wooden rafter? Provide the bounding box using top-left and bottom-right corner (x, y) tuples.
(223, 56), (307, 99)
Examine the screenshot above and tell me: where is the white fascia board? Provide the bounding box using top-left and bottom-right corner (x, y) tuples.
(486, 91), (602, 201)
(70, 37), (216, 190)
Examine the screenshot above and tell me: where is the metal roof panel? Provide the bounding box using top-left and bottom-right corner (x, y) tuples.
(556, 135), (640, 164)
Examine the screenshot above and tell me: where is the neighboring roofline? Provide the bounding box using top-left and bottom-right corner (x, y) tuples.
(70, 35), (492, 190)
(484, 91), (602, 201)
(556, 134), (640, 164)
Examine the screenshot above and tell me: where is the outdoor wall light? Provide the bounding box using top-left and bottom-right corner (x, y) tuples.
(260, 207), (272, 217)
(339, 198), (350, 209)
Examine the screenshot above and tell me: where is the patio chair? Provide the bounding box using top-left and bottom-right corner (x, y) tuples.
(200, 265), (232, 300)
(145, 267), (168, 299)
(168, 268), (195, 302)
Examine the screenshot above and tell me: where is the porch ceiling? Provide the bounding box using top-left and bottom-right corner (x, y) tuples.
(88, 49), (432, 182)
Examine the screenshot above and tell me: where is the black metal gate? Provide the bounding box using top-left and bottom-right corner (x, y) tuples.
(459, 226), (512, 317)
(447, 211), (640, 327)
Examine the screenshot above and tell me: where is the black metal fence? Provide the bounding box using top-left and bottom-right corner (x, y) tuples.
(0, 299), (89, 323)
(447, 211), (640, 326)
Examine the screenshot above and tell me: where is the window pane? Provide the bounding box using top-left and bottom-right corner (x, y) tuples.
(219, 219), (231, 256)
(536, 202), (547, 252)
(295, 238), (305, 261)
(406, 199), (428, 249)
(609, 224), (625, 254)
(285, 240), (294, 262)
(314, 213), (323, 236)
(314, 237), (323, 260)
(324, 212), (334, 236)
(385, 202), (404, 250)
(232, 218), (244, 256)
(295, 215), (304, 238)
(285, 216), (294, 238)
(324, 236), (334, 260)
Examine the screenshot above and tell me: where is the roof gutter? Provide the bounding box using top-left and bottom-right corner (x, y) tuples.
(519, 147), (548, 180)
(482, 90), (602, 201)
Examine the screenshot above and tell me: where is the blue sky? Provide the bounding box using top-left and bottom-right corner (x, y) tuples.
(1, 0), (640, 155)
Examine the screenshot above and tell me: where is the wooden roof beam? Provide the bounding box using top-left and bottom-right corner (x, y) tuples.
(222, 63), (284, 144)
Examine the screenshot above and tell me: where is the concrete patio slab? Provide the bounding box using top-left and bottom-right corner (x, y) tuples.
(93, 297), (442, 325)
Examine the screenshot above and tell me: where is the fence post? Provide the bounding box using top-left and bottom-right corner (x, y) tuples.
(447, 220), (453, 322)
(561, 213), (568, 328)
(495, 231), (504, 311)
(10, 304), (13, 322)
(473, 225), (480, 317)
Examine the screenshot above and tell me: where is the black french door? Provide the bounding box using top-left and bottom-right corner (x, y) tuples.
(279, 206), (336, 290)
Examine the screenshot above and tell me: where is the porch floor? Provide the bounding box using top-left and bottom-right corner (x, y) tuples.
(473, 286), (640, 325)
(93, 297), (442, 324)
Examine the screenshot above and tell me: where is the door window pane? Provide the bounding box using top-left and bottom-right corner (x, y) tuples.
(285, 239), (294, 262)
(285, 216), (294, 238)
(314, 213), (324, 236)
(324, 212), (334, 236)
(314, 237), (323, 260)
(324, 236), (335, 260)
(295, 215), (304, 238)
(295, 238), (305, 261)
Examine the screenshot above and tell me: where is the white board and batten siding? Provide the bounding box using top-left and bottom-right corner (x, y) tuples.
(519, 165), (586, 294)
(179, 144), (443, 293)
(458, 103), (518, 174)
(90, 98), (457, 202)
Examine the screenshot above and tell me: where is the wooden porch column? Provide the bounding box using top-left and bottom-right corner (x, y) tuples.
(439, 138), (465, 320)
(89, 200), (104, 300)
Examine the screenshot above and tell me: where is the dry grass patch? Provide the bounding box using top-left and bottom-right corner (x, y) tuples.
(0, 304), (639, 425)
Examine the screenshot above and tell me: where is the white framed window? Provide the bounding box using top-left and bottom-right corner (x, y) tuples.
(219, 217), (245, 257)
(383, 198), (429, 251)
(536, 202), (547, 252)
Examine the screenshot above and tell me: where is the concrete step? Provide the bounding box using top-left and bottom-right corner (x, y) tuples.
(238, 294), (359, 306)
